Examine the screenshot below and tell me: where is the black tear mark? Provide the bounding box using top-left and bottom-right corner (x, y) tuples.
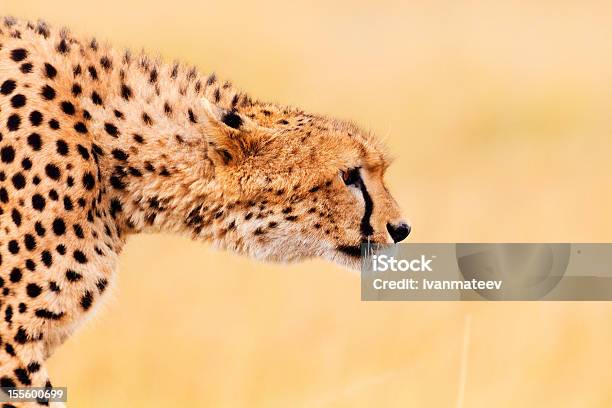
(356, 171), (374, 237)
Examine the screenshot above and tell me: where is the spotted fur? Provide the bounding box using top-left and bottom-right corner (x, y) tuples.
(0, 16), (408, 406)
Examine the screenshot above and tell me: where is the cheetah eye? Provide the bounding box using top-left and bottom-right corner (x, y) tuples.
(340, 167), (361, 186)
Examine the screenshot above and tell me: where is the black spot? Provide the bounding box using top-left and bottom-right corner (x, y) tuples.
(9, 267), (22, 282)
(111, 149), (128, 161)
(92, 144), (104, 157)
(0, 187), (7, 203)
(114, 110), (124, 119)
(32, 194), (45, 211)
(27, 133), (42, 150)
(109, 198), (123, 218)
(35, 309), (64, 320)
(52, 218), (66, 235)
(254, 227), (265, 235)
(57, 39), (69, 54)
(11, 208), (21, 226)
(4, 305), (13, 323)
(49, 119), (60, 130)
(222, 111), (243, 129)
(88, 65), (98, 80)
(0, 376), (17, 388)
(10, 94), (26, 108)
(56, 139), (69, 155)
(8, 240), (19, 254)
(14, 368), (31, 386)
(7, 114), (21, 131)
(77, 144), (90, 160)
(100, 56), (112, 70)
(35, 221), (46, 237)
(44, 63), (57, 79)
(104, 123), (119, 137)
(133, 134), (144, 144)
(25, 259), (36, 271)
(20, 62), (33, 73)
(41, 251), (52, 267)
(63, 196), (73, 210)
(82, 172), (95, 190)
(128, 167), (142, 177)
(28, 111), (43, 127)
(45, 164), (61, 180)
(96, 278), (108, 293)
(49, 281), (60, 292)
(73, 224), (84, 238)
(80, 291), (93, 310)
(110, 176), (125, 190)
(142, 112), (153, 126)
(21, 158), (32, 170)
(91, 91), (103, 105)
(4, 343), (15, 357)
(10, 48), (28, 62)
(27, 362), (40, 373)
(24, 234), (35, 251)
(188, 109), (198, 123)
(72, 83), (82, 96)
(74, 250), (87, 264)
(65, 270), (82, 282)
(49, 189), (59, 200)
(121, 84), (132, 100)
(149, 69), (158, 83)
(0, 146), (15, 163)
(26, 283), (42, 298)
(11, 173), (26, 189)
(61, 101), (75, 115)
(41, 85), (56, 100)
(1, 80), (16, 95)
(74, 122), (88, 134)
(18, 303), (27, 313)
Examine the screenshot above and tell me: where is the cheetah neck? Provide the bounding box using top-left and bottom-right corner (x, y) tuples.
(81, 54), (264, 247)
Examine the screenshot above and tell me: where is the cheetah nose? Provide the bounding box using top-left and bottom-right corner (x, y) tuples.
(386, 222), (411, 243)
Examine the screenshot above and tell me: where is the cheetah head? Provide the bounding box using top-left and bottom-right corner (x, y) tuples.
(201, 100), (410, 270)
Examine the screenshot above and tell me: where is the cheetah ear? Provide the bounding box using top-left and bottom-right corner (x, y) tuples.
(201, 98), (263, 165)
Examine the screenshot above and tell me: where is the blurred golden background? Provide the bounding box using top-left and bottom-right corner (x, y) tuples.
(4, 1), (612, 406)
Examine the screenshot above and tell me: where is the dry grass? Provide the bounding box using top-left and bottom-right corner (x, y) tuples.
(4, 0), (612, 406)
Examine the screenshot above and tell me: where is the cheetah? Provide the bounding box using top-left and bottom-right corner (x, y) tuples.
(0, 16), (410, 407)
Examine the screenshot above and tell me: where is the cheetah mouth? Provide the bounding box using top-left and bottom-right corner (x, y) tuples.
(337, 244), (363, 258)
